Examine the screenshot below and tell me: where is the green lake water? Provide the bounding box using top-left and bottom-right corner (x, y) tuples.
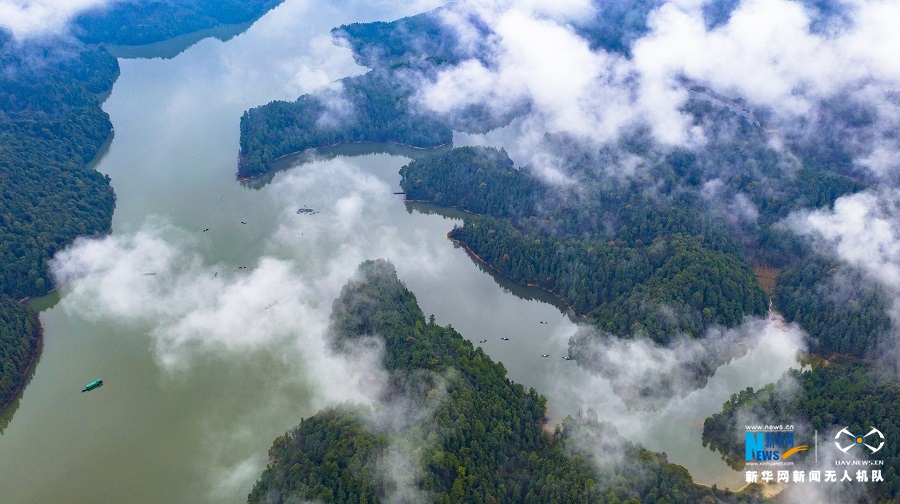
(0, 2), (802, 501)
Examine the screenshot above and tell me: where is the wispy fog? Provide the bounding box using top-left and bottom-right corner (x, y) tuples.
(788, 188), (900, 370)
(414, 0), (900, 180)
(0, 0), (116, 39)
(569, 315), (805, 410)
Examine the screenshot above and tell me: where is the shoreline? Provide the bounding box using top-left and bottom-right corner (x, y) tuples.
(445, 231), (582, 318)
(237, 140), (452, 181)
(0, 311), (43, 418)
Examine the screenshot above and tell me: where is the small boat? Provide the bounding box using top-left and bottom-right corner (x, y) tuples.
(264, 299), (278, 310)
(541, 354), (549, 358)
(82, 379), (103, 393)
(501, 337), (510, 341)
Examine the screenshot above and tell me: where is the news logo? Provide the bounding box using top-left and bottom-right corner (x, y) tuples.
(745, 426), (808, 462)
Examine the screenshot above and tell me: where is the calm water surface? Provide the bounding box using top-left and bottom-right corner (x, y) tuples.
(0, 2), (801, 502)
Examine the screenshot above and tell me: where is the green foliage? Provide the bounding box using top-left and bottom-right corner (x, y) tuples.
(334, 11), (467, 70)
(400, 146), (539, 219)
(399, 145), (767, 343)
(0, 295), (40, 409)
(702, 364), (900, 502)
(250, 407), (386, 504)
(450, 215), (765, 343)
(73, 0), (283, 46)
(238, 71), (452, 178)
(0, 35), (118, 297)
(774, 255), (892, 358)
(249, 260), (760, 504)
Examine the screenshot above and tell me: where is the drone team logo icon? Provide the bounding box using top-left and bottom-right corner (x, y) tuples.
(834, 427), (885, 454)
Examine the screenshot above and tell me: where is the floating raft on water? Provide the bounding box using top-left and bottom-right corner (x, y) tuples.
(82, 379), (103, 393)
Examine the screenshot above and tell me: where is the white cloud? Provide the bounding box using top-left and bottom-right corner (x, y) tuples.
(789, 189), (900, 293)
(636, 0), (900, 110)
(419, 3), (647, 145)
(50, 221), (390, 407)
(48, 156), (459, 409)
(569, 314), (806, 410)
(417, 0), (900, 164)
(538, 312), (806, 486)
(0, 0), (117, 40)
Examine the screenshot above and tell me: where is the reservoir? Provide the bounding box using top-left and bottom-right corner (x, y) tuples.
(0, 2), (802, 502)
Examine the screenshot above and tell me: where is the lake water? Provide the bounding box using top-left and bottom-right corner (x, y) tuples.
(0, 2), (803, 502)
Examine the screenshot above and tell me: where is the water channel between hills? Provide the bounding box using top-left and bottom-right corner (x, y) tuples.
(0, 2), (802, 502)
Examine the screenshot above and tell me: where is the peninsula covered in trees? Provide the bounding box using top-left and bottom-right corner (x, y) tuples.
(249, 260), (763, 504)
(401, 146), (768, 345)
(238, 71), (452, 179)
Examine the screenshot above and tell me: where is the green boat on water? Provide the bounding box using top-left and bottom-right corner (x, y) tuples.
(81, 380), (103, 393)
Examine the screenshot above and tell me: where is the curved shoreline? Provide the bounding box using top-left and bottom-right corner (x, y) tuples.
(0, 312), (43, 418)
(237, 140), (452, 181)
(445, 232), (582, 318)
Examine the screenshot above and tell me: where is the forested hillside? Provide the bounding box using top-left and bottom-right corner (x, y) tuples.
(239, 71), (452, 179)
(0, 34), (118, 414)
(774, 256), (893, 359)
(401, 146), (768, 345)
(248, 260), (762, 504)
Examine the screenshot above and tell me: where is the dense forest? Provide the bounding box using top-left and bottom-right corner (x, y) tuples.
(73, 0), (283, 46)
(0, 33), (118, 413)
(239, 71), (452, 179)
(401, 146), (768, 346)
(0, 0), (284, 414)
(394, 104), (882, 359)
(0, 296), (40, 409)
(702, 364), (899, 502)
(774, 256), (893, 359)
(249, 260), (763, 504)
